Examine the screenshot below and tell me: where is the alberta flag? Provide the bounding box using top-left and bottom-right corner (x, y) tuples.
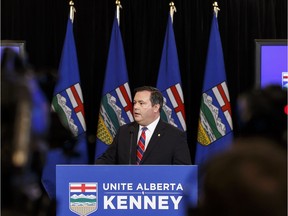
(42, 15), (88, 199)
(52, 19), (86, 136)
(195, 13), (233, 166)
(156, 15), (186, 131)
(95, 15), (133, 159)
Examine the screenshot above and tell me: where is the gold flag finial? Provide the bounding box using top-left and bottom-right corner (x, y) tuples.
(115, 0), (122, 7)
(169, 1), (177, 23)
(69, 0), (76, 22)
(115, 0), (122, 25)
(213, 2), (220, 18)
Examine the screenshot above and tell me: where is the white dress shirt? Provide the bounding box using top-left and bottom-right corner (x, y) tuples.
(137, 116), (160, 150)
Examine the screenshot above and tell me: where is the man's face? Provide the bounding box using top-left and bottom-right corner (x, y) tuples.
(133, 90), (160, 126)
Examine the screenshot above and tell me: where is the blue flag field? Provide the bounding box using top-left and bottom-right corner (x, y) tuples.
(195, 13), (233, 166)
(42, 15), (88, 199)
(156, 15), (186, 132)
(95, 15), (133, 159)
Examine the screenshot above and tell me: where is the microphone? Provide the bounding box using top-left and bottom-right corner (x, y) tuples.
(129, 127), (134, 165)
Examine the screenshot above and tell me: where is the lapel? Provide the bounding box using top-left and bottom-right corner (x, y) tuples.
(141, 120), (166, 163)
(130, 122), (140, 164)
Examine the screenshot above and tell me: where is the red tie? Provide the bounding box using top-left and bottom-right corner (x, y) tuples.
(136, 127), (147, 165)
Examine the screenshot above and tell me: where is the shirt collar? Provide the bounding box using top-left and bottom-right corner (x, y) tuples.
(139, 116), (160, 132)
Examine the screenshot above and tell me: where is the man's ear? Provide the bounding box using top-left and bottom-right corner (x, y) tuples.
(153, 104), (160, 113)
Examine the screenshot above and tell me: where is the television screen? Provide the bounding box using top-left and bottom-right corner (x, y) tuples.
(255, 39), (288, 89)
(0, 40), (26, 60)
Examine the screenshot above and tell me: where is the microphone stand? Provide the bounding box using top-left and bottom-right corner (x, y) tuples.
(129, 130), (134, 165)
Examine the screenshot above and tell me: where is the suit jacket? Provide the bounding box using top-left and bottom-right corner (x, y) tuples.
(95, 120), (192, 165)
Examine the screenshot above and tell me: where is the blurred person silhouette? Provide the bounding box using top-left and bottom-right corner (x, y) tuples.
(1, 47), (51, 215)
(187, 137), (287, 216)
(236, 85), (287, 149)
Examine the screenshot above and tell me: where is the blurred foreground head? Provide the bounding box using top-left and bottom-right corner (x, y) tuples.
(236, 85), (287, 149)
(1, 47), (51, 215)
(197, 137), (287, 216)
(1, 47), (34, 169)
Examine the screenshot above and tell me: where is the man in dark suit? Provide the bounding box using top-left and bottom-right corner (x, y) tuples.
(95, 86), (192, 165)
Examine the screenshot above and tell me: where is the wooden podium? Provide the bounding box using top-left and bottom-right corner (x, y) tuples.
(56, 165), (198, 216)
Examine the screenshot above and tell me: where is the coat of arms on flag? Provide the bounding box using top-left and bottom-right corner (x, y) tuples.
(52, 83), (86, 136)
(161, 83), (186, 130)
(69, 183), (98, 216)
(197, 81), (233, 146)
(97, 83), (133, 145)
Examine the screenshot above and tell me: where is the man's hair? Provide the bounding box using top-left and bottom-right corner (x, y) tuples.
(134, 86), (163, 110)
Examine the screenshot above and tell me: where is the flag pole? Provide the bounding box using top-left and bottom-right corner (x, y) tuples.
(213, 1), (220, 17)
(169, 1), (177, 23)
(69, 0), (76, 22)
(116, 0), (122, 25)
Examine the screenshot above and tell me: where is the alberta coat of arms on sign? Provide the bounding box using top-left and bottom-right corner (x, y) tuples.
(69, 183), (98, 216)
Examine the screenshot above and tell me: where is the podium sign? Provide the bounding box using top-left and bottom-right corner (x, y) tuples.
(56, 165), (198, 216)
